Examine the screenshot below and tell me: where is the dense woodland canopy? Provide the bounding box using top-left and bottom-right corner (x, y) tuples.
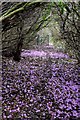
(1, 1), (80, 62)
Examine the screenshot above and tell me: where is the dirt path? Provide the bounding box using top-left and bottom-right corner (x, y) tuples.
(21, 46), (69, 59)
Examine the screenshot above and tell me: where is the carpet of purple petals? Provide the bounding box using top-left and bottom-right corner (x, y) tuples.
(2, 48), (80, 120)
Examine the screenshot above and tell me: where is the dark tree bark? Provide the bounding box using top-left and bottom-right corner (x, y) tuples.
(13, 13), (23, 62)
(13, 38), (23, 62)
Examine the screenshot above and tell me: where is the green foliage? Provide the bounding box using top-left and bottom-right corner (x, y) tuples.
(2, 1), (80, 63)
(50, 37), (65, 52)
(58, 1), (65, 14)
(42, 4), (52, 21)
(59, 2), (80, 62)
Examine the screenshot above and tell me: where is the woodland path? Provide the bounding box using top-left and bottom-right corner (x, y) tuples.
(2, 45), (80, 120)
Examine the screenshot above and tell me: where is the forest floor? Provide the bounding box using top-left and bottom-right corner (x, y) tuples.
(2, 45), (80, 120)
